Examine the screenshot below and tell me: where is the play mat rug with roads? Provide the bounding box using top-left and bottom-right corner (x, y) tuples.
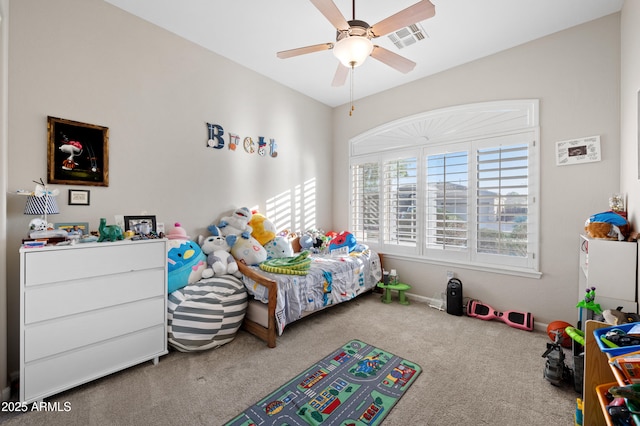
(225, 339), (422, 426)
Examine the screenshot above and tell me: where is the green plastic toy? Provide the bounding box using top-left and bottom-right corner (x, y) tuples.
(576, 286), (602, 315)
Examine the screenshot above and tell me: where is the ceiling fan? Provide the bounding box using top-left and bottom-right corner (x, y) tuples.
(277, 0), (436, 87)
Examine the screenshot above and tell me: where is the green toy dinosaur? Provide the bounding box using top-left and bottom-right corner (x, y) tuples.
(97, 217), (124, 242)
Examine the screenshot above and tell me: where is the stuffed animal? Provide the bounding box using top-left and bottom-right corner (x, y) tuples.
(584, 211), (630, 241)
(297, 228), (329, 253)
(249, 211), (277, 246)
(197, 226), (240, 278)
(166, 222), (207, 293)
(328, 231), (357, 253)
(299, 234), (315, 250)
(603, 307), (640, 325)
(264, 236), (294, 260)
(217, 207), (253, 238)
(228, 234), (268, 265)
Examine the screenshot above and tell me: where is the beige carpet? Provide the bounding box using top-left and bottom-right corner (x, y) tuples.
(0, 292), (577, 425)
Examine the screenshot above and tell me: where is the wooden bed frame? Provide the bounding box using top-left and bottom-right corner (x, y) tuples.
(237, 261), (279, 348)
(237, 253), (383, 348)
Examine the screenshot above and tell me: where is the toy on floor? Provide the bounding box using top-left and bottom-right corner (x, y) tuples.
(565, 326), (585, 347)
(546, 320), (574, 348)
(542, 329), (572, 386)
(576, 286), (602, 315)
(466, 299), (534, 331)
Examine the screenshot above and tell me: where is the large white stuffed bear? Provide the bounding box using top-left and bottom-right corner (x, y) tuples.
(216, 207), (253, 239)
(197, 226), (240, 278)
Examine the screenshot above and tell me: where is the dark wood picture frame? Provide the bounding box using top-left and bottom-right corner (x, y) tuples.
(123, 215), (157, 235)
(47, 116), (109, 186)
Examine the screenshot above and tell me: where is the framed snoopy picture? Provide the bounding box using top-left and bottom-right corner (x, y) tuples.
(47, 116), (109, 186)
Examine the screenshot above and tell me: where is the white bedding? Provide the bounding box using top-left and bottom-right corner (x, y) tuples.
(241, 249), (381, 335)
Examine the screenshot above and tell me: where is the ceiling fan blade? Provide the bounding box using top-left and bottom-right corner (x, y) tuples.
(277, 42), (333, 59)
(331, 63), (349, 87)
(371, 46), (416, 73)
(310, 0), (350, 31)
(369, 0), (436, 38)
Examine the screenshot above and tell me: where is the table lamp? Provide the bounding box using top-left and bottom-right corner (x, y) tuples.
(22, 181), (67, 239)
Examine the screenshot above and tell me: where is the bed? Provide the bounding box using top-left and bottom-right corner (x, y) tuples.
(238, 248), (382, 347)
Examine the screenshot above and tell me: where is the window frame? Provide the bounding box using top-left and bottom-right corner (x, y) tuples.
(348, 100), (540, 277)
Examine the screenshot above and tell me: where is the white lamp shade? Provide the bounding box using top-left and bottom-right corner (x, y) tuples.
(333, 36), (373, 68)
(24, 195), (60, 215)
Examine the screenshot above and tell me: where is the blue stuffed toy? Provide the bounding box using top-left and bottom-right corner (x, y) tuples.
(166, 222), (207, 293)
(328, 231), (357, 253)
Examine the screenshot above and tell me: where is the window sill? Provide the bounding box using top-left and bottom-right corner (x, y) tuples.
(380, 252), (542, 279)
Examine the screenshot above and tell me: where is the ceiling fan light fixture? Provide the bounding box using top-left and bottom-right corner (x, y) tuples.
(332, 36), (373, 68)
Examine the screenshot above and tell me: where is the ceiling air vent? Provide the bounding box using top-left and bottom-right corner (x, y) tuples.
(387, 23), (428, 49)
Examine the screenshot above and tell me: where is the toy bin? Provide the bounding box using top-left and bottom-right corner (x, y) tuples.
(594, 322), (640, 357)
(595, 382), (618, 426)
(597, 383), (640, 426)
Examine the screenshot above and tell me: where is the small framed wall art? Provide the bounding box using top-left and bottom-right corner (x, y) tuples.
(68, 189), (90, 206)
(555, 135), (601, 166)
(47, 116), (109, 186)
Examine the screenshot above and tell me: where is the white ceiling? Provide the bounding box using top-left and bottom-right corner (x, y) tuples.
(104, 0), (624, 108)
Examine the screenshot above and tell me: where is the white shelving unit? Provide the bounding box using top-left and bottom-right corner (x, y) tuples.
(578, 234), (638, 320)
(19, 239), (168, 403)
(579, 236), (638, 424)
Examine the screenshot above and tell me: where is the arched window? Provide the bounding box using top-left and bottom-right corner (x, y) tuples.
(349, 100), (540, 276)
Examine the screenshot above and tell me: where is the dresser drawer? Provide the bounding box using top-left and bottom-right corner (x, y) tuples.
(23, 325), (166, 403)
(25, 296), (165, 362)
(24, 241), (166, 286)
(25, 268), (165, 324)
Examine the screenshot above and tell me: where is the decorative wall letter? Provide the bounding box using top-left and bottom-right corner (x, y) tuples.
(206, 123), (224, 149)
(243, 137), (255, 153)
(258, 136), (267, 156)
(228, 133), (240, 151)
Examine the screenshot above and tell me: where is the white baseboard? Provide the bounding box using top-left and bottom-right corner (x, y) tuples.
(405, 291), (548, 332)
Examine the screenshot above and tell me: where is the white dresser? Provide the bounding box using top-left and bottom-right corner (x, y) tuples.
(19, 239), (168, 403)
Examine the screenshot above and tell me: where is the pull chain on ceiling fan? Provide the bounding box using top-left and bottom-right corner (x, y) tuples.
(276, 0), (436, 114)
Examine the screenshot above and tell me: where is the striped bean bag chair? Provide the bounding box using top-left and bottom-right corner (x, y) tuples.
(167, 274), (248, 352)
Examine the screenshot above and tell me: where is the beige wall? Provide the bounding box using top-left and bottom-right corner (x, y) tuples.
(3, 0), (332, 376)
(332, 14), (622, 327)
(621, 3), (640, 228)
(1, 0), (635, 394)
